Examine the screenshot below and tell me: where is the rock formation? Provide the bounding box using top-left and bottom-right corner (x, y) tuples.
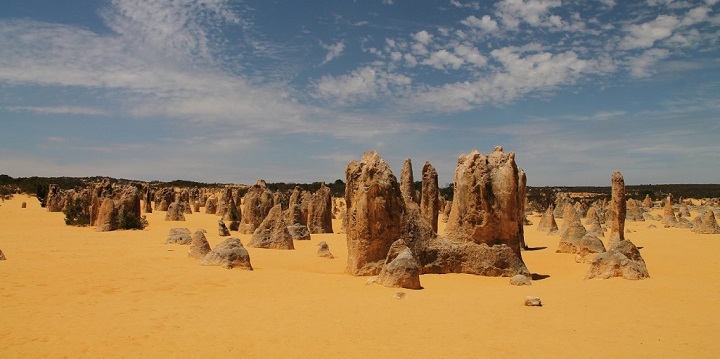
(509, 274), (531, 286)
(585, 172), (649, 280)
(536, 204), (558, 233)
(317, 241), (334, 259)
(188, 229), (212, 259)
(660, 197), (678, 228)
(691, 210), (720, 234)
(307, 182), (333, 234)
(199, 237), (253, 270)
(444, 147), (526, 254)
(218, 219), (230, 236)
(166, 228), (192, 245)
(95, 198), (118, 232)
(204, 195), (218, 214)
(585, 240), (649, 280)
(155, 188), (174, 211)
(420, 161), (439, 234)
(441, 201), (452, 223)
(239, 180), (274, 234)
(344, 151), (406, 275)
(376, 243), (422, 290)
(142, 186), (153, 213)
(344, 148), (530, 278)
(247, 204), (294, 250)
(287, 224), (311, 240)
(642, 194), (653, 208)
(46, 184), (65, 212)
(287, 187), (306, 225)
(217, 188), (239, 222)
(165, 202), (186, 221)
(607, 172), (626, 248)
(555, 201), (605, 259)
(626, 199), (645, 222)
(400, 158), (418, 204)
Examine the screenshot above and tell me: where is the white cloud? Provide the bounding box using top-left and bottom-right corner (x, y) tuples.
(619, 15), (680, 50)
(312, 66), (411, 105)
(4, 106), (108, 116)
(460, 15), (499, 33)
(422, 49), (465, 70)
(406, 46), (610, 112)
(627, 48), (671, 77)
(321, 40), (345, 65)
(494, 0), (562, 30)
(450, 0), (480, 10)
(413, 30), (433, 45)
(0, 1), (345, 137)
(454, 44), (487, 67)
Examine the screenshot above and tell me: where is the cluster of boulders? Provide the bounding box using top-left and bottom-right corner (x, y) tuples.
(164, 227), (252, 269)
(536, 172), (650, 279)
(345, 147), (530, 290)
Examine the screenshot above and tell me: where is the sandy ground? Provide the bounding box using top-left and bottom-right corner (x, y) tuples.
(1, 195), (719, 358)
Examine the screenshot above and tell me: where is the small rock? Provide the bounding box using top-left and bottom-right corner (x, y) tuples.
(21, 202), (26, 208)
(509, 274), (532, 286)
(394, 291), (407, 299)
(524, 296), (542, 307)
(0, 249), (6, 260)
(317, 241), (334, 259)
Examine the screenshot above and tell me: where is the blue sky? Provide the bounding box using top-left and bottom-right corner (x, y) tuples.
(1, 0), (718, 186)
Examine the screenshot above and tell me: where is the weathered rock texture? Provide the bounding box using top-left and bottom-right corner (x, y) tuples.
(445, 147), (526, 254)
(287, 224), (311, 240)
(607, 172), (626, 248)
(420, 161), (439, 234)
(626, 199), (646, 222)
(509, 274), (531, 286)
(317, 241), (334, 259)
(239, 180), (274, 234)
(536, 204), (559, 233)
(585, 172), (649, 280)
(204, 195), (218, 214)
(585, 240), (649, 280)
(400, 158), (418, 204)
(199, 238), (253, 270)
(344, 149), (530, 278)
(96, 198), (118, 232)
(287, 187), (306, 225)
(143, 186), (153, 213)
(165, 228), (192, 244)
(165, 202), (186, 221)
(218, 219), (230, 236)
(307, 182), (333, 234)
(642, 194), (653, 208)
(46, 184), (65, 212)
(217, 188), (240, 223)
(247, 204), (294, 250)
(377, 244), (422, 290)
(692, 210), (720, 234)
(188, 229), (212, 259)
(660, 198), (678, 227)
(345, 151), (407, 275)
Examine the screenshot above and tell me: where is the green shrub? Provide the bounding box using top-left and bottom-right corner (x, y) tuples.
(63, 197), (90, 226)
(117, 209), (146, 230)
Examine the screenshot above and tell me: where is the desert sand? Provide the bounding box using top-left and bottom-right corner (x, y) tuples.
(1, 195), (719, 358)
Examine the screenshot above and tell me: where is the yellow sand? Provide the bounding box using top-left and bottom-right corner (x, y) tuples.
(1, 196), (719, 358)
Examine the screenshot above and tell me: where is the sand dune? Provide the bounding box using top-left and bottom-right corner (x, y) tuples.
(1, 196), (719, 358)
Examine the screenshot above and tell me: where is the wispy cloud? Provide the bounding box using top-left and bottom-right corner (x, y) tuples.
(5, 106), (108, 116)
(320, 40), (345, 65)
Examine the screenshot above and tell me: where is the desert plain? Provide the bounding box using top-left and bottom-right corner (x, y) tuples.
(1, 194), (719, 358)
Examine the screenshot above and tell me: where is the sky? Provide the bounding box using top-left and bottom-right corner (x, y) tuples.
(1, 0), (719, 187)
